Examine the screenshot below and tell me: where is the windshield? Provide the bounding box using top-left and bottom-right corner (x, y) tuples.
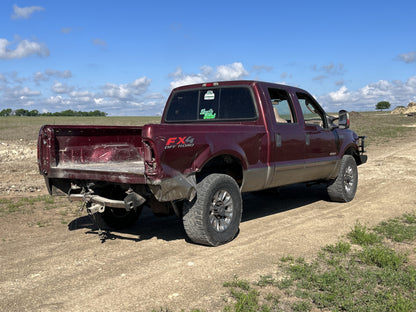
(165, 87), (257, 122)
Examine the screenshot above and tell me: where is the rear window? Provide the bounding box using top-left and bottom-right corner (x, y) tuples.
(165, 87), (257, 122)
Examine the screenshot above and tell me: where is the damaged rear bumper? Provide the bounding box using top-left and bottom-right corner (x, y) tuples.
(147, 174), (197, 202)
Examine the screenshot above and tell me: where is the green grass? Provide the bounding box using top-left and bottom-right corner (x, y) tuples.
(0, 195), (56, 215)
(218, 212), (416, 312)
(347, 221), (382, 246)
(374, 212), (416, 242)
(0, 195), (80, 226)
(349, 112), (416, 146)
(0, 116), (161, 142)
(0, 112), (414, 146)
(151, 212), (416, 311)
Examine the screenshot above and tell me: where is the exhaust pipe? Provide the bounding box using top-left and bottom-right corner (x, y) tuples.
(69, 191), (146, 212)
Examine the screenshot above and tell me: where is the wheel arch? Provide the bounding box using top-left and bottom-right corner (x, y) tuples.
(196, 154), (244, 187)
(343, 145), (363, 166)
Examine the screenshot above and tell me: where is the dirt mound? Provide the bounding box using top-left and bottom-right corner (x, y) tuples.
(349, 111), (361, 118)
(391, 102), (416, 115)
(0, 142), (44, 194)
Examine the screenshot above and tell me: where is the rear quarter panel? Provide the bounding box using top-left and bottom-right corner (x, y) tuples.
(141, 123), (268, 180)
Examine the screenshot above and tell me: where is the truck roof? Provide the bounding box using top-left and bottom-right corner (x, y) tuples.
(171, 80), (307, 93)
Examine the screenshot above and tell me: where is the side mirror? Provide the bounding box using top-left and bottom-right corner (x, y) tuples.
(338, 110), (350, 129)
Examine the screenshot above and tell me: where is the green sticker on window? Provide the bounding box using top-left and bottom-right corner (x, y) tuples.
(200, 108), (216, 119)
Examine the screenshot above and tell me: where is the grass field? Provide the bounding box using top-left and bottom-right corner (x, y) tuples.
(0, 112), (415, 145)
(349, 112), (416, 146)
(219, 213), (416, 312)
(0, 116), (161, 142)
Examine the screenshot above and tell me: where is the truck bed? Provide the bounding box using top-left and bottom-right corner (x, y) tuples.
(38, 125), (146, 184)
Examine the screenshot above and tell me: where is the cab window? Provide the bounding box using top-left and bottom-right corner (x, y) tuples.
(296, 92), (327, 128)
(165, 87), (257, 122)
(268, 88), (296, 124)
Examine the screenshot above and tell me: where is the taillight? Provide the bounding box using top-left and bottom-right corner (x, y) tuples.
(143, 141), (157, 176)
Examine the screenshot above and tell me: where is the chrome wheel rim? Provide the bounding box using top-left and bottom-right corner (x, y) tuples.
(209, 190), (234, 232)
(343, 165), (354, 194)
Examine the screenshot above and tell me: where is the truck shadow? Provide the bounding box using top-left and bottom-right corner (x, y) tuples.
(242, 183), (329, 222)
(68, 183), (328, 243)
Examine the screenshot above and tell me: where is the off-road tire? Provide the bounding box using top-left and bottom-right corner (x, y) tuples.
(182, 174), (242, 246)
(100, 206), (142, 229)
(327, 155), (358, 202)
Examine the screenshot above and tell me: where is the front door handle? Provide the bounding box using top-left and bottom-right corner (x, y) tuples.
(305, 133), (310, 146)
(275, 133), (282, 147)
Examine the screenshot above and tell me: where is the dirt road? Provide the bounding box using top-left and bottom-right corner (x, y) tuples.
(1, 133), (415, 311)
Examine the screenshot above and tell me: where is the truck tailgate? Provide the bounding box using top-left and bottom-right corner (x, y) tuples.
(38, 125), (145, 184)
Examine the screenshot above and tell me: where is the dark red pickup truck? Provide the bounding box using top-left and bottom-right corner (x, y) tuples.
(38, 80), (367, 246)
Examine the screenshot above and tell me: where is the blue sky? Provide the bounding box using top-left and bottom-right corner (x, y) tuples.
(1, 0), (415, 116)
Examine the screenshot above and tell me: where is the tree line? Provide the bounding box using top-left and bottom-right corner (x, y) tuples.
(0, 108), (107, 117)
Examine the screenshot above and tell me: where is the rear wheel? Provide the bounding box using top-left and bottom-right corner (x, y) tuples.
(183, 174), (242, 246)
(327, 155), (358, 202)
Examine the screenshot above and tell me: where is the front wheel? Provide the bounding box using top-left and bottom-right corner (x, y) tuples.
(327, 155), (358, 202)
(182, 174), (242, 246)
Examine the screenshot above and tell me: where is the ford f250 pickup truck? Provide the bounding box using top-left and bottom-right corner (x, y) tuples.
(38, 80), (367, 246)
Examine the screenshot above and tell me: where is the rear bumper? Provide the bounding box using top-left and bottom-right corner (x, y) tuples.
(45, 161), (146, 184)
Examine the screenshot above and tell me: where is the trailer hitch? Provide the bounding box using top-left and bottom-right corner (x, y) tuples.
(68, 185), (146, 242)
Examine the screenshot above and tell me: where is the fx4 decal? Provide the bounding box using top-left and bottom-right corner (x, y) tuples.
(165, 136), (195, 149)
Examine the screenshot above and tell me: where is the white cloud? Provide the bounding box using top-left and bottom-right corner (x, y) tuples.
(170, 62), (249, 89)
(328, 86), (350, 102)
(51, 82), (74, 94)
(252, 65), (273, 73)
(94, 98), (104, 105)
(313, 75), (327, 81)
(0, 85), (41, 107)
(313, 63), (345, 75)
(103, 77), (151, 99)
(45, 69), (72, 79)
(397, 51), (416, 64)
(11, 4), (44, 20)
(13, 86), (41, 97)
(34, 70), (72, 83)
(92, 38), (107, 47)
(46, 95), (65, 105)
(34, 72), (48, 82)
(0, 38), (49, 59)
(215, 62), (249, 80)
(169, 69), (207, 90)
(0, 71), (161, 115)
(69, 90), (94, 103)
(319, 76), (416, 111)
(146, 93), (165, 100)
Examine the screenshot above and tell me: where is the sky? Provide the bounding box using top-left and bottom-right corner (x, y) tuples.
(0, 0), (415, 116)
